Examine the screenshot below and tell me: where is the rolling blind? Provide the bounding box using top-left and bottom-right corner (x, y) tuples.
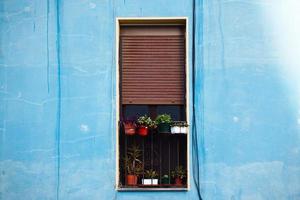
(120, 25), (186, 105)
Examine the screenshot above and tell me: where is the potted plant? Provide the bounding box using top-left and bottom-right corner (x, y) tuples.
(155, 114), (172, 133)
(137, 115), (153, 136)
(161, 174), (170, 184)
(180, 121), (188, 134)
(149, 120), (157, 129)
(171, 166), (186, 186)
(122, 119), (136, 135)
(142, 169), (159, 185)
(123, 145), (143, 186)
(171, 121), (189, 134)
(171, 121), (181, 134)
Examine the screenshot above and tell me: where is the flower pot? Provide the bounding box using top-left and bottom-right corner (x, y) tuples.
(126, 175), (138, 186)
(158, 123), (170, 133)
(175, 178), (183, 186)
(125, 128), (136, 135)
(137, 126), (148, 136)
(152, 179), (158, 185)
(161, 176), (170, 184)
(123, 122), (136, 135)
(180, 126), (188, 134)
(142, 179), (152, 185)
(171, 126), (181, 134)
(142, 179), (158, 185)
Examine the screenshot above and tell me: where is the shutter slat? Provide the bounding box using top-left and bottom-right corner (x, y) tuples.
(122, 61), (185, 64)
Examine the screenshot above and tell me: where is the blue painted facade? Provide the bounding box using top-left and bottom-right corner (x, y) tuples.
(1, 0), (300, 199)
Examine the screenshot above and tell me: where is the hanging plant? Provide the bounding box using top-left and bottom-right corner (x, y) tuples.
(171, 121), (189, 134)
(137, 115), (154, 136)
(122, 119), (136, 135)
(155, 114), (172, 133)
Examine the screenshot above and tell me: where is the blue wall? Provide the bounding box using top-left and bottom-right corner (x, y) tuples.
(1, 0), (300, 199)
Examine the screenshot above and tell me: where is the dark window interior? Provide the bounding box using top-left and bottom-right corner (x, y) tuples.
(122, 105), (185, 121)
(119, 105), (187, 188)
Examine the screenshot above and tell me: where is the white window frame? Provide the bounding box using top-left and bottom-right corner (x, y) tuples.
(115, 17), (190, 191)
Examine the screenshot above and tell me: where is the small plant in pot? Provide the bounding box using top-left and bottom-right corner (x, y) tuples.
(122, 119), (136, 135)
(171, 121), (181, 134)
(142, 169), (159, 185)
(180, 121), (188, 133)
(171, 165), (186, 186)
(123, 145), (143, 186)
(161, 174), (170, 184)
(171, 121), (189, 134)
(136, 115), (153, 136)
(155, 114), (172, 133)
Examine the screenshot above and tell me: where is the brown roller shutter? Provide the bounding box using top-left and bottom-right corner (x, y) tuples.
(120, 25), (186, 105)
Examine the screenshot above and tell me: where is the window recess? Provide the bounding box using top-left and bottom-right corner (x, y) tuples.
(117, 19), (188, 191)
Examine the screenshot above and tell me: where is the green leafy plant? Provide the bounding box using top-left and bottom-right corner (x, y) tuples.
(148, 120), (157, 129)
(171, 121), (188, 127)
(137, 115), (152, 126)
(162, 174), (169, 179)
(171, 166), (186, 179)
(144, 169), (158, 179)
(137, 115), (157, 128)
(181, 121), (189, 127)
(155, 114), (172, 124)
(161, 174), (170, 184)
(123, 145), (143, 175)
(171, 121), (181, 126)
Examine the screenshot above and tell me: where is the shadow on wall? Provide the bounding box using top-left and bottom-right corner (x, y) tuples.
(200, 0), (300, 199)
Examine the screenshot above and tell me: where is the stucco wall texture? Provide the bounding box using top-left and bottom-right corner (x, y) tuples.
(1, 0), (300, 199)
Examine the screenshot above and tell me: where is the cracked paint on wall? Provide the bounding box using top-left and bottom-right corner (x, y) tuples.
(1, 0), (300, 200)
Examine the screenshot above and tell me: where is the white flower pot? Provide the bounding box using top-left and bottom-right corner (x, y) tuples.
(142, 179), (152, 185)
(152, 179), (158, 185)
(171, 126), (181, 134)
(142, 179), (159, 185)
(180, 126), (188, 134)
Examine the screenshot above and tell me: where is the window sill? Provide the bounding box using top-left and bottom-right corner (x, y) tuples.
(117, 185), (188, 192)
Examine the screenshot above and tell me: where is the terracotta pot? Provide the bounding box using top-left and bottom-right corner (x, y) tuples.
(123, 122), (136, 135)
(175, 178), (183, 186)
(126, 175), (138, 186)
(138, 126), (148, 136)
(125, 128), (136, 135)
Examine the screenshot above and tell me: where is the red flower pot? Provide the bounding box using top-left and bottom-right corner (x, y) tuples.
(175, 178), (183, 186)
(137, 126), (148, 136)
(123, 122), (136, 135)
(125, 128), (135, 135)
(126, 175), (138, 186)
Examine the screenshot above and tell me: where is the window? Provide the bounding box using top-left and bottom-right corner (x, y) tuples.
(116, 18), (189, 191)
